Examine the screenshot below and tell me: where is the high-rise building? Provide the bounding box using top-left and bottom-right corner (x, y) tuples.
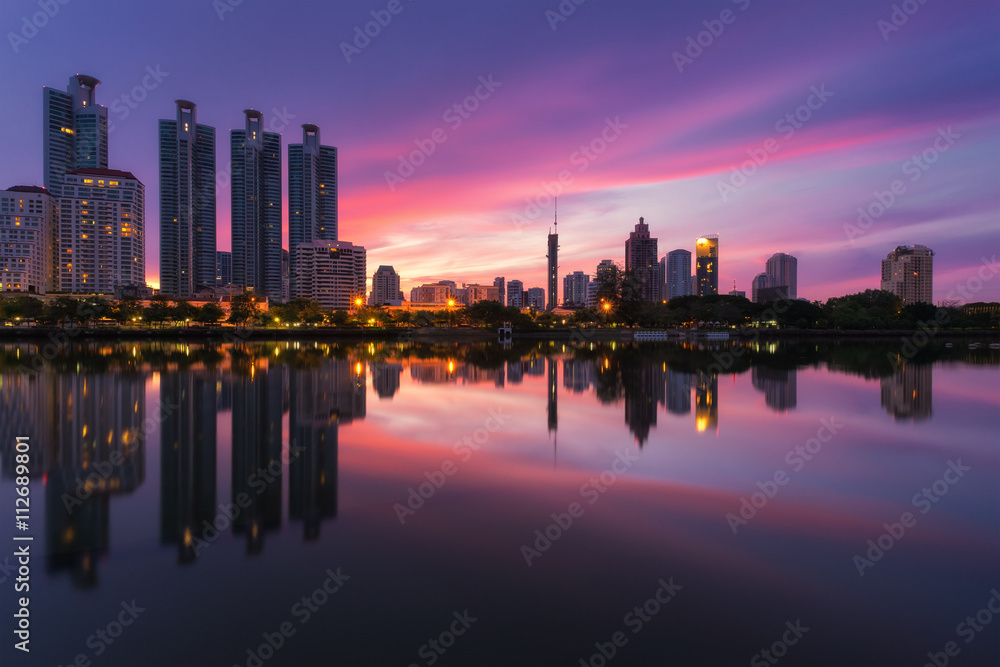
(695, 234), (719, 296)
(585, 281), (600, 308)
(751, 272), (770, 304)
(371, 265), (403, 306)
(881, 245), (933, 304)
(493, 276), (505, 305)
(507, 279), (524, 308)
(547, 221), (559, 311)
(625, 217), (661, 302)
(281, 248), (290, 303)
(462, 284), (500, 305)
(526, 287), (545, 309)
(57, 168), (144, 293)
(158, 100), (216, 297)
(664, 249), (692, 299)
(0, 186), (58, 294)
(231, 109), (282, 301)
(410, 282), (454, 304)
(293, 240), (365, 310)
(563, 271), (590, 307)
(216, 251), (232, 287)
(765, 252), (798, 300)
(288, 124), (337, 299)
(43, 74), (108, 196)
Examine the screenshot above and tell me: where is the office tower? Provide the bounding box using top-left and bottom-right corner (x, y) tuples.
(216, 251), (232, 286)
(463, 284), (500, 304)
(160, 368), (217, 564)
(494, 276), (505, 305)
(43, 74), (108, 196)
(231, 109), (282, 301)
(410, 282), (454, 304)
(696, 234), (719, 296)
(765, 252), (798, 300)
(57, 169), (145, 293)
(526, 287), (545, 309)
(547, 221), (559, 310)
(281, 248), (290, 302)
(752, 367), (797, 412)
(289, 124), (338, 298)
(625, 217), (661, 302)
(751, 272), (770, 304)
(664, 249), (692, 299)
(563, 271), (590, 307)
(159, 100), (216, 297)
(585, 281), (600, 308)
(0, 185), (58, 294)
(507, 279), (524, 308)
(293, 240), (366, 309)
(881, 245), (934, 304)
(371, 265), (403, 306)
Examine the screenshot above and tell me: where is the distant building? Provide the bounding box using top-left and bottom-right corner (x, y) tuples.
(371, 265), (403, 306)
(57, 168), (145, 293)
(585, 281), (600, 308)
(664, 249), (692, 299)
(765, 252), (797, 300)
(281, 248), (290, 303)
(288, 124), (337, 299)
(216, 251), (232, 287)
(563, 271), (590, 307)
(751, 272), (770, 304)
(462, 284), (500, 305)
(158, 100), (216, 297)
(728, 289), (746, 298)
(410, 282), (454, 304)
(547, 223), (559, 310)
(695, 234), (719, 296)
(625, 217), (661, 302)
(231, 109), (282, 301)
(757, 285), (789, 303)
(293, 241), (365, 309)
(526, 287), (545, 309)
(0, 186), (58, 294)
(881, 245), (933, 304)
(493, 277), (505, 305)
(507, 279), (524, 308)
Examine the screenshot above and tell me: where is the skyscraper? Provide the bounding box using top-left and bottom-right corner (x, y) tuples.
(696, 234), (719, 296)
(43, 74), (108, 196)
(371, 265), (403, 306)
(563, 271), (590, 307)
(159, 100), (216, 297)
(288, 124), (337, 299)
(547, 219), (558, 311)
(664, 249), (692, 299)
(293, 240), (366, 309)
(625, 217), (661, 302)
(765, 252), (798, 300)
(751, 272), (770, 304)
(57, 168), (145, 293)
(881, 245), (933, 304)
(0, 186), (58, 294)
(216, 251), (232, 287)
(493, 276), (505, 305)
(526, 287), (545, 309)
(231, 109), (282, 301)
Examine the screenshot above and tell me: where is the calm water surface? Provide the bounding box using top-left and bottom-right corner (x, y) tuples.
(0, 339), (997, 667)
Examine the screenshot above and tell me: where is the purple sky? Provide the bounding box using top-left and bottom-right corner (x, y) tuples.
(1, 0), (998, 302)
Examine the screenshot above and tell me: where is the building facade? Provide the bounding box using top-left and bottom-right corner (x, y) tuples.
(751, 272), (770, 304)
(43, 74), (108, 196)
(0, 186), (58, 294)
(231, 109), (282, 301)
(547, 225), (558, 310)
(57, 168), (144, 293)
(410, 282), (454, 304)
(563, 271), (590, 307)
(526, 287), (545, 309)
(288, 124), (337, 299)
(293, 241), (365, 309)
(507, 279), (524, 308)
(881, 245), (933, 304)
(493, 277), (505, 305)
(765, 252), (798, 300)
(696, 234), (719, 296)
(216, 251), (232, 287)
(159, 100), (216, 297)
(371, 265), (403, 306)
(625, 217), (661, 302)
(664, 249), (692, 299)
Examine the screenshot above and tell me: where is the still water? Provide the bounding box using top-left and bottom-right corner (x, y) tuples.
(0, 339), (997, 667)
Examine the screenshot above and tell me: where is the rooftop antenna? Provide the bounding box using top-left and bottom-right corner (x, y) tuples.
(554, 197), (557, 232)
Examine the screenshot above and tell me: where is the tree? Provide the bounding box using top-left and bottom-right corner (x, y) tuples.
(110, 297), (142, 325)
(145, 295), (173, 328)
(195, 302), (225, 326)
(171, 299), (197, 325)
(327, 309), (350, 327)
(228, 293), (260, 328)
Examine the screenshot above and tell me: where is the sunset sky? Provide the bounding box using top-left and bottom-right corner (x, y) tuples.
(1, 0), (998, 302)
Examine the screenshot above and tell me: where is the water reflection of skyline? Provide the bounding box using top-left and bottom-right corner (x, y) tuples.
(0, 338), (972, 589)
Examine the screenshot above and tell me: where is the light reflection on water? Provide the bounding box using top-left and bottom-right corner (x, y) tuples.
(0, 339), (997, 666)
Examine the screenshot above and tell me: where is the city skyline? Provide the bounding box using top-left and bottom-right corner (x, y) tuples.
(1, 1), (997, 303)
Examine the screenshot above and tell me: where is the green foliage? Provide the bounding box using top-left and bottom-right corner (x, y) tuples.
(196, 302), (225, 325)
(228, 293), (260, 327)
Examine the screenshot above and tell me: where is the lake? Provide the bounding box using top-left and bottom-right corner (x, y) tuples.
(0, 338), (997, 666)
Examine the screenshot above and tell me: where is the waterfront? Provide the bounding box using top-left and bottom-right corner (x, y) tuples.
(0, 339), (997, 666)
